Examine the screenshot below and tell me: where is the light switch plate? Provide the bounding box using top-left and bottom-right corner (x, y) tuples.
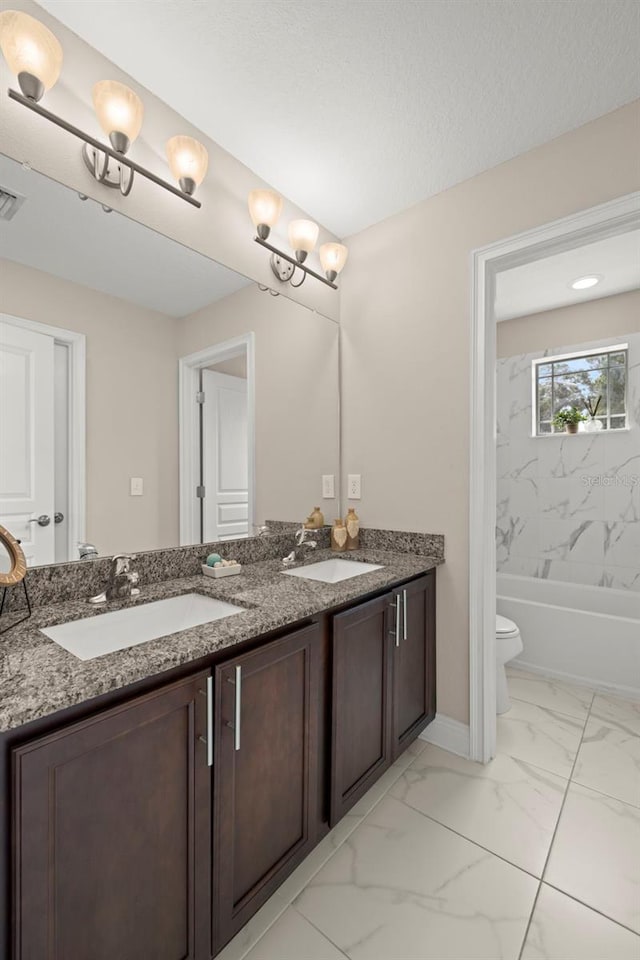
(130, 477), (143, 496)
(347, 474), (361, 499)
(322, 474), (335, 498)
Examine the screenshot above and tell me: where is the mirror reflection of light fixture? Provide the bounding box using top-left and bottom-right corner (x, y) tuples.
(0, 10), (62, 102)
(248, 189), (282, 239)
(249, 194), (346, 290)
(0, 13), (205, 208)
(165, 135), (209, 196)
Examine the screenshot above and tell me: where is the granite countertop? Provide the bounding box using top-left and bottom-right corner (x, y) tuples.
(0, 548), (443, 734)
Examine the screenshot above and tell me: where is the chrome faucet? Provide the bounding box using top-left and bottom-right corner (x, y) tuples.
(89, 554), (140, 604)
(282, 526), (318, 566)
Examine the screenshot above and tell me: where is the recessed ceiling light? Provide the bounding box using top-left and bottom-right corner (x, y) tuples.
(570, 275), (602, 290)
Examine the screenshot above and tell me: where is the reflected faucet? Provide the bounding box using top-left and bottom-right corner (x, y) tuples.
(282, 526), (318, 566)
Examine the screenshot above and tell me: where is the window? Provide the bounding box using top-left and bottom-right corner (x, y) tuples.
(533, 345), (628, 435)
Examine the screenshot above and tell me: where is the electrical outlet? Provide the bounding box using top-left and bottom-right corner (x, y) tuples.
(322, 474), (335, 498)
(130, 477), (144, 496)
(347, 474), (361, 499)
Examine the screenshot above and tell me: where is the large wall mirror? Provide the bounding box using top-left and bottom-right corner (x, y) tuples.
(0, 154), (340, 565)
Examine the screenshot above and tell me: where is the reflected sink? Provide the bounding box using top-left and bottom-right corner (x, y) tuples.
(41, 593), (244, 661)
(283, 558), (383, 584)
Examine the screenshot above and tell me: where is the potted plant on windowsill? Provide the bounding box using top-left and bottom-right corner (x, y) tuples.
(552, 405), (588, 435)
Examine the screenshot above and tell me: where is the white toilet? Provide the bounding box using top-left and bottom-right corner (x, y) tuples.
(496, 615), (523, 714)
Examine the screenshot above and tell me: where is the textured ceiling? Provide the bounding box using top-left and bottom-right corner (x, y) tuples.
(37, 0), (640, 238)
(0, 155), (249, 317)
(495, 231), (640, 322)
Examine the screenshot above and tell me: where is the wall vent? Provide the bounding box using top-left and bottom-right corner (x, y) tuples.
(0, 185), (26, 221)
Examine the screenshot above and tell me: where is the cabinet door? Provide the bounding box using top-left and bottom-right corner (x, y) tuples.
(330, 594), (393, 825)
(392, 573), (436, 759)
(213, 623), (320, 953)
(13, 671), (212, 960)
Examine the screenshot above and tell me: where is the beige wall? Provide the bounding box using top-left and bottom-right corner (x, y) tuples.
(341, 100), (640, 726)
(177, 285), (340, 526)
(0, 0), (340, 322)
(497, 288), (640, 358)
(1, 259), (179, 557)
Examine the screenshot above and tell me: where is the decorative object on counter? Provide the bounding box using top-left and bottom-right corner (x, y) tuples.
(331, 519), (348, 552)
(202, 559), (241, 579)
(552, 405), (587, 434)
(305, 507), (325, 530)
(583, 395), (604, 432)
(0, 10), (208, 207)
(0, 523), (31, 634)
(248, 189), (348, 291)
(345, 508), (360, 550)
(206, 553), (222, 566)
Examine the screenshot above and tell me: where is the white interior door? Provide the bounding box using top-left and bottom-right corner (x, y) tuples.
(201, 370), (248, 542)
(0, 320), (55, 565)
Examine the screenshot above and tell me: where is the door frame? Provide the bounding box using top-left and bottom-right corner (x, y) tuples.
(468, 191), (640, 763)
(179, 332), (256, 545)
(0, 312), (86, 560)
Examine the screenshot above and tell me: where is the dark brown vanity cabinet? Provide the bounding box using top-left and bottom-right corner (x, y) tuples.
(212, 622), (321, 954)
(12, 670), (212, 960)
(392, 573), (436, 759)
(330, 573), (436, 824)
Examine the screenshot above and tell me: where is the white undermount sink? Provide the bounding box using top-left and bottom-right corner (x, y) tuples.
(41, 593), (244, 661)
(283, 558), (383, 584)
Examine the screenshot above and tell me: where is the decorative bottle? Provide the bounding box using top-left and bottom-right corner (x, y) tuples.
(331, 519), (347, 552)
(345, 507), (360, 550)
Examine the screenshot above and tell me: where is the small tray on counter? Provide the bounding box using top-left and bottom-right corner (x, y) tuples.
(201, 563), (242, 579)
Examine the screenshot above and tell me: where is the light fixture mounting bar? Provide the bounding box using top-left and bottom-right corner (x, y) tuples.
(8, 87), (201, 208)
(253, 236), (338, 289)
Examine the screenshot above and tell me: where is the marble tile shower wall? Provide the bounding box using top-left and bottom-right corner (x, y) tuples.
(496, 333), (640, 592)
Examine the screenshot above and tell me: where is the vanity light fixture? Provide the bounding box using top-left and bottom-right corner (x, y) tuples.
(570, 275), (602, 290)
(0, 10), (208, 208)
(249, 190), (348, 290)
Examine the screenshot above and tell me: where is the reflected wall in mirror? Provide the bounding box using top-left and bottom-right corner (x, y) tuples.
(0, 154), (340, 563)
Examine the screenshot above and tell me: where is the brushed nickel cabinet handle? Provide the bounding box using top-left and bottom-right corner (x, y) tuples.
(198, 676), (214, 766)
(234, 664), (241, 751)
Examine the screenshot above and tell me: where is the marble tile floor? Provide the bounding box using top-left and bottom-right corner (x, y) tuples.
(218, 669), (640, 960)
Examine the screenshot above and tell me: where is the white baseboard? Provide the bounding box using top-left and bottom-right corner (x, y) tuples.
(513, 657), (640, 703)
(419, 713), (470, 758)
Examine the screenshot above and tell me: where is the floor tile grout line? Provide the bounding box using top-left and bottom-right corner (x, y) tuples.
(516, 878), (543, 960)
(509, 693), (593, 723)
(541, 879), (640, 939)
(290, 903), (351, 959)
(539, 688), (596, 883)
(391, 793), (548, 884)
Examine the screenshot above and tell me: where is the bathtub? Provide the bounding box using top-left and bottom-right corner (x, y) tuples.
(497, 574), (640, 699)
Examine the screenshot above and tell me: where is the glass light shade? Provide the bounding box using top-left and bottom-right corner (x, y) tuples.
(92, 80), (144, 147)
(288, 219), (319, 254)
(248, 189), (282, 229)
(165, 136), (209, 186)
(0, 10), (63, 93)
(320, 242), (348, 276)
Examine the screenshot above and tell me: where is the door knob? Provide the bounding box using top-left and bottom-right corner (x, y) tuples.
(29, 515), (51, 527)
(54, 512), (64, 524)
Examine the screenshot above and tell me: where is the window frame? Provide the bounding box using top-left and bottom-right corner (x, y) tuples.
(531, 343), (628, 437)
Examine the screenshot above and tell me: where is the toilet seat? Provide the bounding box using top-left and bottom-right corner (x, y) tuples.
(496, 614), (519, 637)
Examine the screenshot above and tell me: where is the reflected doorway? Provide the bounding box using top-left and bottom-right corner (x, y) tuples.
(179, 333), (255, 546)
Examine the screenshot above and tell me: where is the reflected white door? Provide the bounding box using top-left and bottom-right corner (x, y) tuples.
(0, 321), (55, 565)
(201, 370), (248, 542)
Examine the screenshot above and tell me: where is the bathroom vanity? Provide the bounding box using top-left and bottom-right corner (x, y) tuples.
(0, 543), (441, 959)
